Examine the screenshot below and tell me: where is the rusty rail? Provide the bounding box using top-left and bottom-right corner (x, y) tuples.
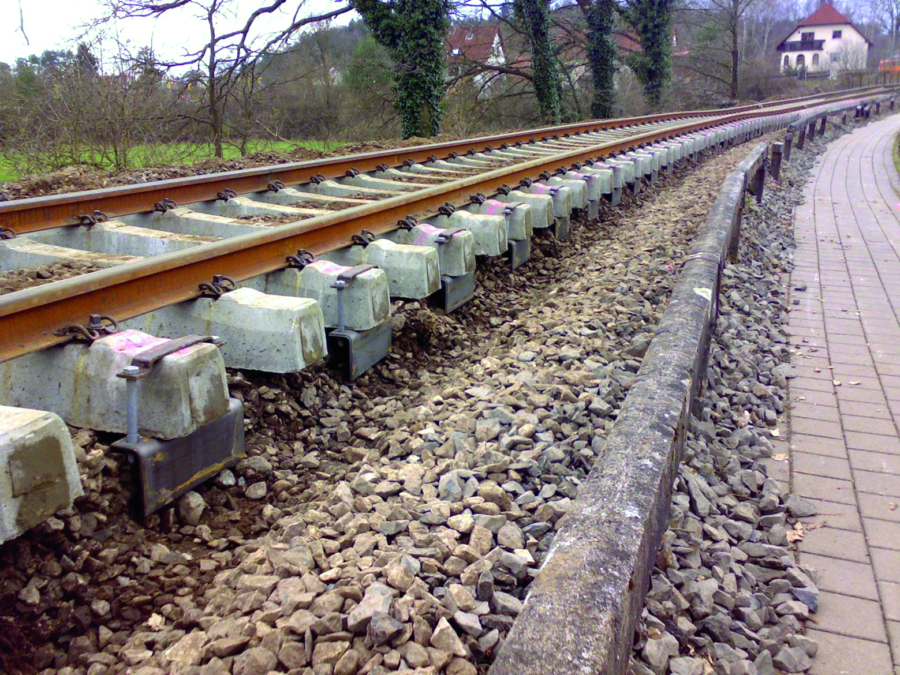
(0, 86), (890, 236)
(0, 88), (892, 363)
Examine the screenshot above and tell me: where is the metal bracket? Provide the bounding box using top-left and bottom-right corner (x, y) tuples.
(509, 238), (531, 270)
(286, 249), (315, 269)
(328, 321), (391, 380)
(55, 314), (119, 341)
(198, 275), (236, 299)
(432, 271), (475, 313)
(77, 210), (108, 227)
(110, 398), (244, 519)
(267, 180), (286, 193)
(552, 216), (570, 240)
(216, 189), (237, 202)
(0, 227), (16, 240)
(154, 198), (177, 213)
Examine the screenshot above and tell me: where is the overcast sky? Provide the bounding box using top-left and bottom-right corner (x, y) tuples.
(0, 0), (355, 67)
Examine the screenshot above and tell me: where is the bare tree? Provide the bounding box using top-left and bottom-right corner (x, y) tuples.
(680, 0), (760, 101)
(95, 0), (353, 156)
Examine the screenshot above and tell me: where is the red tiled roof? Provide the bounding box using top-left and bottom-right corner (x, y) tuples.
(776, 3), (873, 49)
(798, 2), (851, 26)
(447, 25), (500, 64)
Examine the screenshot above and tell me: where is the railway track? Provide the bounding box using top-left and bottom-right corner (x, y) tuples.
(0, 85), (893, 525)
(0, 86), (894, 675)
(0, 87), (891, 369)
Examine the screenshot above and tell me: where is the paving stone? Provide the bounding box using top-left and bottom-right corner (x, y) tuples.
(799, 553), (879, 600)
(806, 629), (893, 675)
(812, 591), (888, 642)
(798, 527), (870, 563)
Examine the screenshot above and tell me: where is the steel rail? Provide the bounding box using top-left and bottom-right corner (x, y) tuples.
(0, 86), (890, 236)
(0, 90), (886, 362)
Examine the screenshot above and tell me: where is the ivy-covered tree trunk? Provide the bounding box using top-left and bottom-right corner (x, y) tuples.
(579, 0), (617, 119)
(514, 0), (562, 125)
(351, 0), (450, 138)
(623, 0), (674, 110)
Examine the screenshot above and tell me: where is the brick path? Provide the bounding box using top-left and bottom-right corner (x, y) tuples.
(785, 115), (900, 674)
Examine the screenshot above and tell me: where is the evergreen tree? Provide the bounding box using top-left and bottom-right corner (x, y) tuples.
(623, 0), (674, 110)
(514, 0), (562, 125)
(579, 0), (617, 118)
(351, 0), (451, 138)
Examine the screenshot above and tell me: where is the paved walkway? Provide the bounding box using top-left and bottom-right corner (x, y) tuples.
(786, 115), (900, 674)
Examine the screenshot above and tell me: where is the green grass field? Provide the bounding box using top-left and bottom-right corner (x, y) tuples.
(0, 139), (344, 182)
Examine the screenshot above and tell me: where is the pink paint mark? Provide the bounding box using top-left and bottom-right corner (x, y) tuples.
(483, 201), (505, 216)
(309, 260), (345, 274)
(104, 330), (168, 355)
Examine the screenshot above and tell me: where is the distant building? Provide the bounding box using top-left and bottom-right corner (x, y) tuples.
(446, 24), (506, 89)
(776, 2), (871, 74)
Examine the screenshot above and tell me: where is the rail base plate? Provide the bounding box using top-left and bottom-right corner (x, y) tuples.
(433, 272), (475, 313)
(552, 216), (570, 240)
(508, 239), (531, 270)
(586, 200), (600, 221)
(629, 181), (640, 195)
(605, 187), (622, 206)
(111, 398), (244, 519)
(328, 321), (392, 380)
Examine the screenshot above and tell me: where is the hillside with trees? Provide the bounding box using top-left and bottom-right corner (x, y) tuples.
(0, 0), (893, 181)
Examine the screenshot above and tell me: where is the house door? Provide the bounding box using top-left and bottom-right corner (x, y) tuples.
(796, 54), (805, 68)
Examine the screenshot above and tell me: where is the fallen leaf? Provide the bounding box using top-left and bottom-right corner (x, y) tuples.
(833, 380), (841, 386)
(890, 502), (897, 511)
(772, 454), (788, 461)
(814, 368), (821, 373)
(849, 381), (861, 386)
(771, 428), (781, 437)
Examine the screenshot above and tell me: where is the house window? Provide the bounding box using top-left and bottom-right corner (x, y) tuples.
(797, 54), (806, 67)
(812, 53), (820, 66)
(833, 30), (842, 39)
(466, 32), (474, 41)
(783, 54), (790, 68)
(801, 31), (814, 41)
(451, 48), (460, 55)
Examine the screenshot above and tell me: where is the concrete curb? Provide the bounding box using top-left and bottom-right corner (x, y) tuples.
(488, 143), (770, 675)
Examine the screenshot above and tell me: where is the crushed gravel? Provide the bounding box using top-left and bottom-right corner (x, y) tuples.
(0, 262), (103, 296)
(626, 119), (865, 675)
(0, 131), (825, 675)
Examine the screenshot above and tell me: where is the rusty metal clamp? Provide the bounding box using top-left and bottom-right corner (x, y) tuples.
(469, 193), (486, 205)
(519, 178), (533, 188)
(427, 155), (439, 163)
(198, 274), (236, 299)
(496, 185), (511, 195)
(351, 230), (376, 247)
(403, 159), (416, 168)
(216, 189), (237, 202)
(286, 249), (315, 269)
(267, 180), (286, 193)
(438, 203), (456, 217)
(55, 314), (119, 341)
(309, 173), (326, 184)
(0, 227), (16, 240)
(345, 168), (360, 177)
(397, 216), (418, 231)
(77, 210), (108, 226)
(376, 163), (390, 172)
(153, 198), (177, 213)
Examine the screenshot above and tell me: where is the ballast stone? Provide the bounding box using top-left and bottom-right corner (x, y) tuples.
(0, 330), (229, 440)
(0, 405), (83, 544)
(124, 287), (327, 373)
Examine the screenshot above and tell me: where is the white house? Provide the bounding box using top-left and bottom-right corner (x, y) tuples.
(776, 3), (871, 74)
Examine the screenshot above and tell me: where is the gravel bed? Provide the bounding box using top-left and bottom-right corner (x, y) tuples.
(627, 120), (864, 675)
(0, 135), (801, 675)
(0, 262), (102, 295)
